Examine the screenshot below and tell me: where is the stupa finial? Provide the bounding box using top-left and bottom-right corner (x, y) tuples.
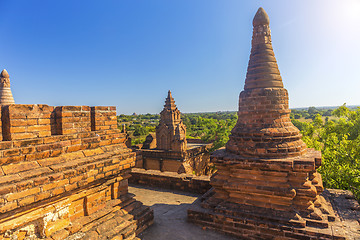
(1, 69), (10, 78)
(164, 90), (176, 110)
(244, 7), (283, 90)
(253, 7), (270, 27)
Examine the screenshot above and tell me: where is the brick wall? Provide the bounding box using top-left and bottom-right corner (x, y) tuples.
(91, 106), (117, 131)
(55, 106), (91, 135)
(0, 104), (153, 239)
(2, 104), (53, 140)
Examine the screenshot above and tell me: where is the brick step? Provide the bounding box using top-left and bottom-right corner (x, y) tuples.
(0, 143), (131, 177)
(132, 204), (153, 221)
(107, 218), (133, 237)
(0, 130), (126, 167)
(63, 200), (144, 240)
(134, 208), (154, 235)
(71, 195), (134, 233)
(305, 218), (329, 228)
(198, 200), (306, 228)
(116, 196), (154, 235)
(121, 201), (143, 216)
(0, 166), (133, 217)
(216, 206), (306, 228)
(0, 145), (133, 189)
(189, 212), (328, 240)
(115, 219), (137, 240)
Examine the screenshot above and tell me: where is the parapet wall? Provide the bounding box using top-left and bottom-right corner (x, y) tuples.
(0, 104), (153, 240)
(0, 104), (117, 140)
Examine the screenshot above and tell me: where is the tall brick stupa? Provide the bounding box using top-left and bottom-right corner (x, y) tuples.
(0, 69), (15, 105)
(188, 8), (346, 239)
(156, 90), (187, 152)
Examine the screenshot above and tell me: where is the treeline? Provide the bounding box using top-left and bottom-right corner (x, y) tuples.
(118, 114), (159, 144)
(182, 112), (237, 150)
(292, 107), (333, 120)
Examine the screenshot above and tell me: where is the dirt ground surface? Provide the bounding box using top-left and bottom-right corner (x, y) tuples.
(128, 184), (237, 240)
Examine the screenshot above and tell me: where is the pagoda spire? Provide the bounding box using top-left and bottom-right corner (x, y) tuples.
(244, 7), (283, 90)
(164, 90), (177, 110)
(0, 69), (15, 105)
(226, 7), (306, 158)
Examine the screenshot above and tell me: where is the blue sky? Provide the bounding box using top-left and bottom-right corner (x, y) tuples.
(0, 0), (359, 114)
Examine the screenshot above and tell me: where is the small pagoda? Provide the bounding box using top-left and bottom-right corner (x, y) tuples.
(156, 90), (187, 152)
(188, 8), (346, 239)
(0, 69), (15, 105)
(138, 91), (212, 175)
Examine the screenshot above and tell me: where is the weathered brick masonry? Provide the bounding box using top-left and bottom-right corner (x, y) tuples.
(188, 8), (348, 239)
(0, 104), (153, 239)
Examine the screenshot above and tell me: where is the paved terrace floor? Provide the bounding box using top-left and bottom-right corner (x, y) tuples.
(129, 184), (237, 240)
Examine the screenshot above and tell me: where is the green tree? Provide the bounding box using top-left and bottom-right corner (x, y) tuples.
(293, 105), (360, 200)
(133, 124), (149, 136)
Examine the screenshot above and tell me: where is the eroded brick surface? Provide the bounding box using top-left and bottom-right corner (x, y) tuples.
(0, 105), (153, 239)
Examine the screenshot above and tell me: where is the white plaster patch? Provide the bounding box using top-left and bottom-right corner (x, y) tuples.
(42, 202), (70, 237)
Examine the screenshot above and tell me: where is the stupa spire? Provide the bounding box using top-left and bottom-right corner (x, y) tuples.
(0, 69), (15, 105)
(164, 90), (176, 110)
(244, 7), (283, 90)
(226, 7), (306, 158)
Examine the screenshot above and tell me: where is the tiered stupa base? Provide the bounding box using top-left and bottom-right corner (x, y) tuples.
(188, 198), (345, 239)
(188, 149), (347, 239)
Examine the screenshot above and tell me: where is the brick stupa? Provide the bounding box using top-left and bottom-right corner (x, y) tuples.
(156, 90), (187, 152)
(0, 69), (15, 105)
(188, 8), (346, 239)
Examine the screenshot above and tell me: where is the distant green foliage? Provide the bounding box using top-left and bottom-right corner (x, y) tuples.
(118, 111), (238, 150)
(118, 114), (159, 145)
(182, 112), (238, 151)
(133, 124), (149, 136)
(292, 104), (360, 200)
